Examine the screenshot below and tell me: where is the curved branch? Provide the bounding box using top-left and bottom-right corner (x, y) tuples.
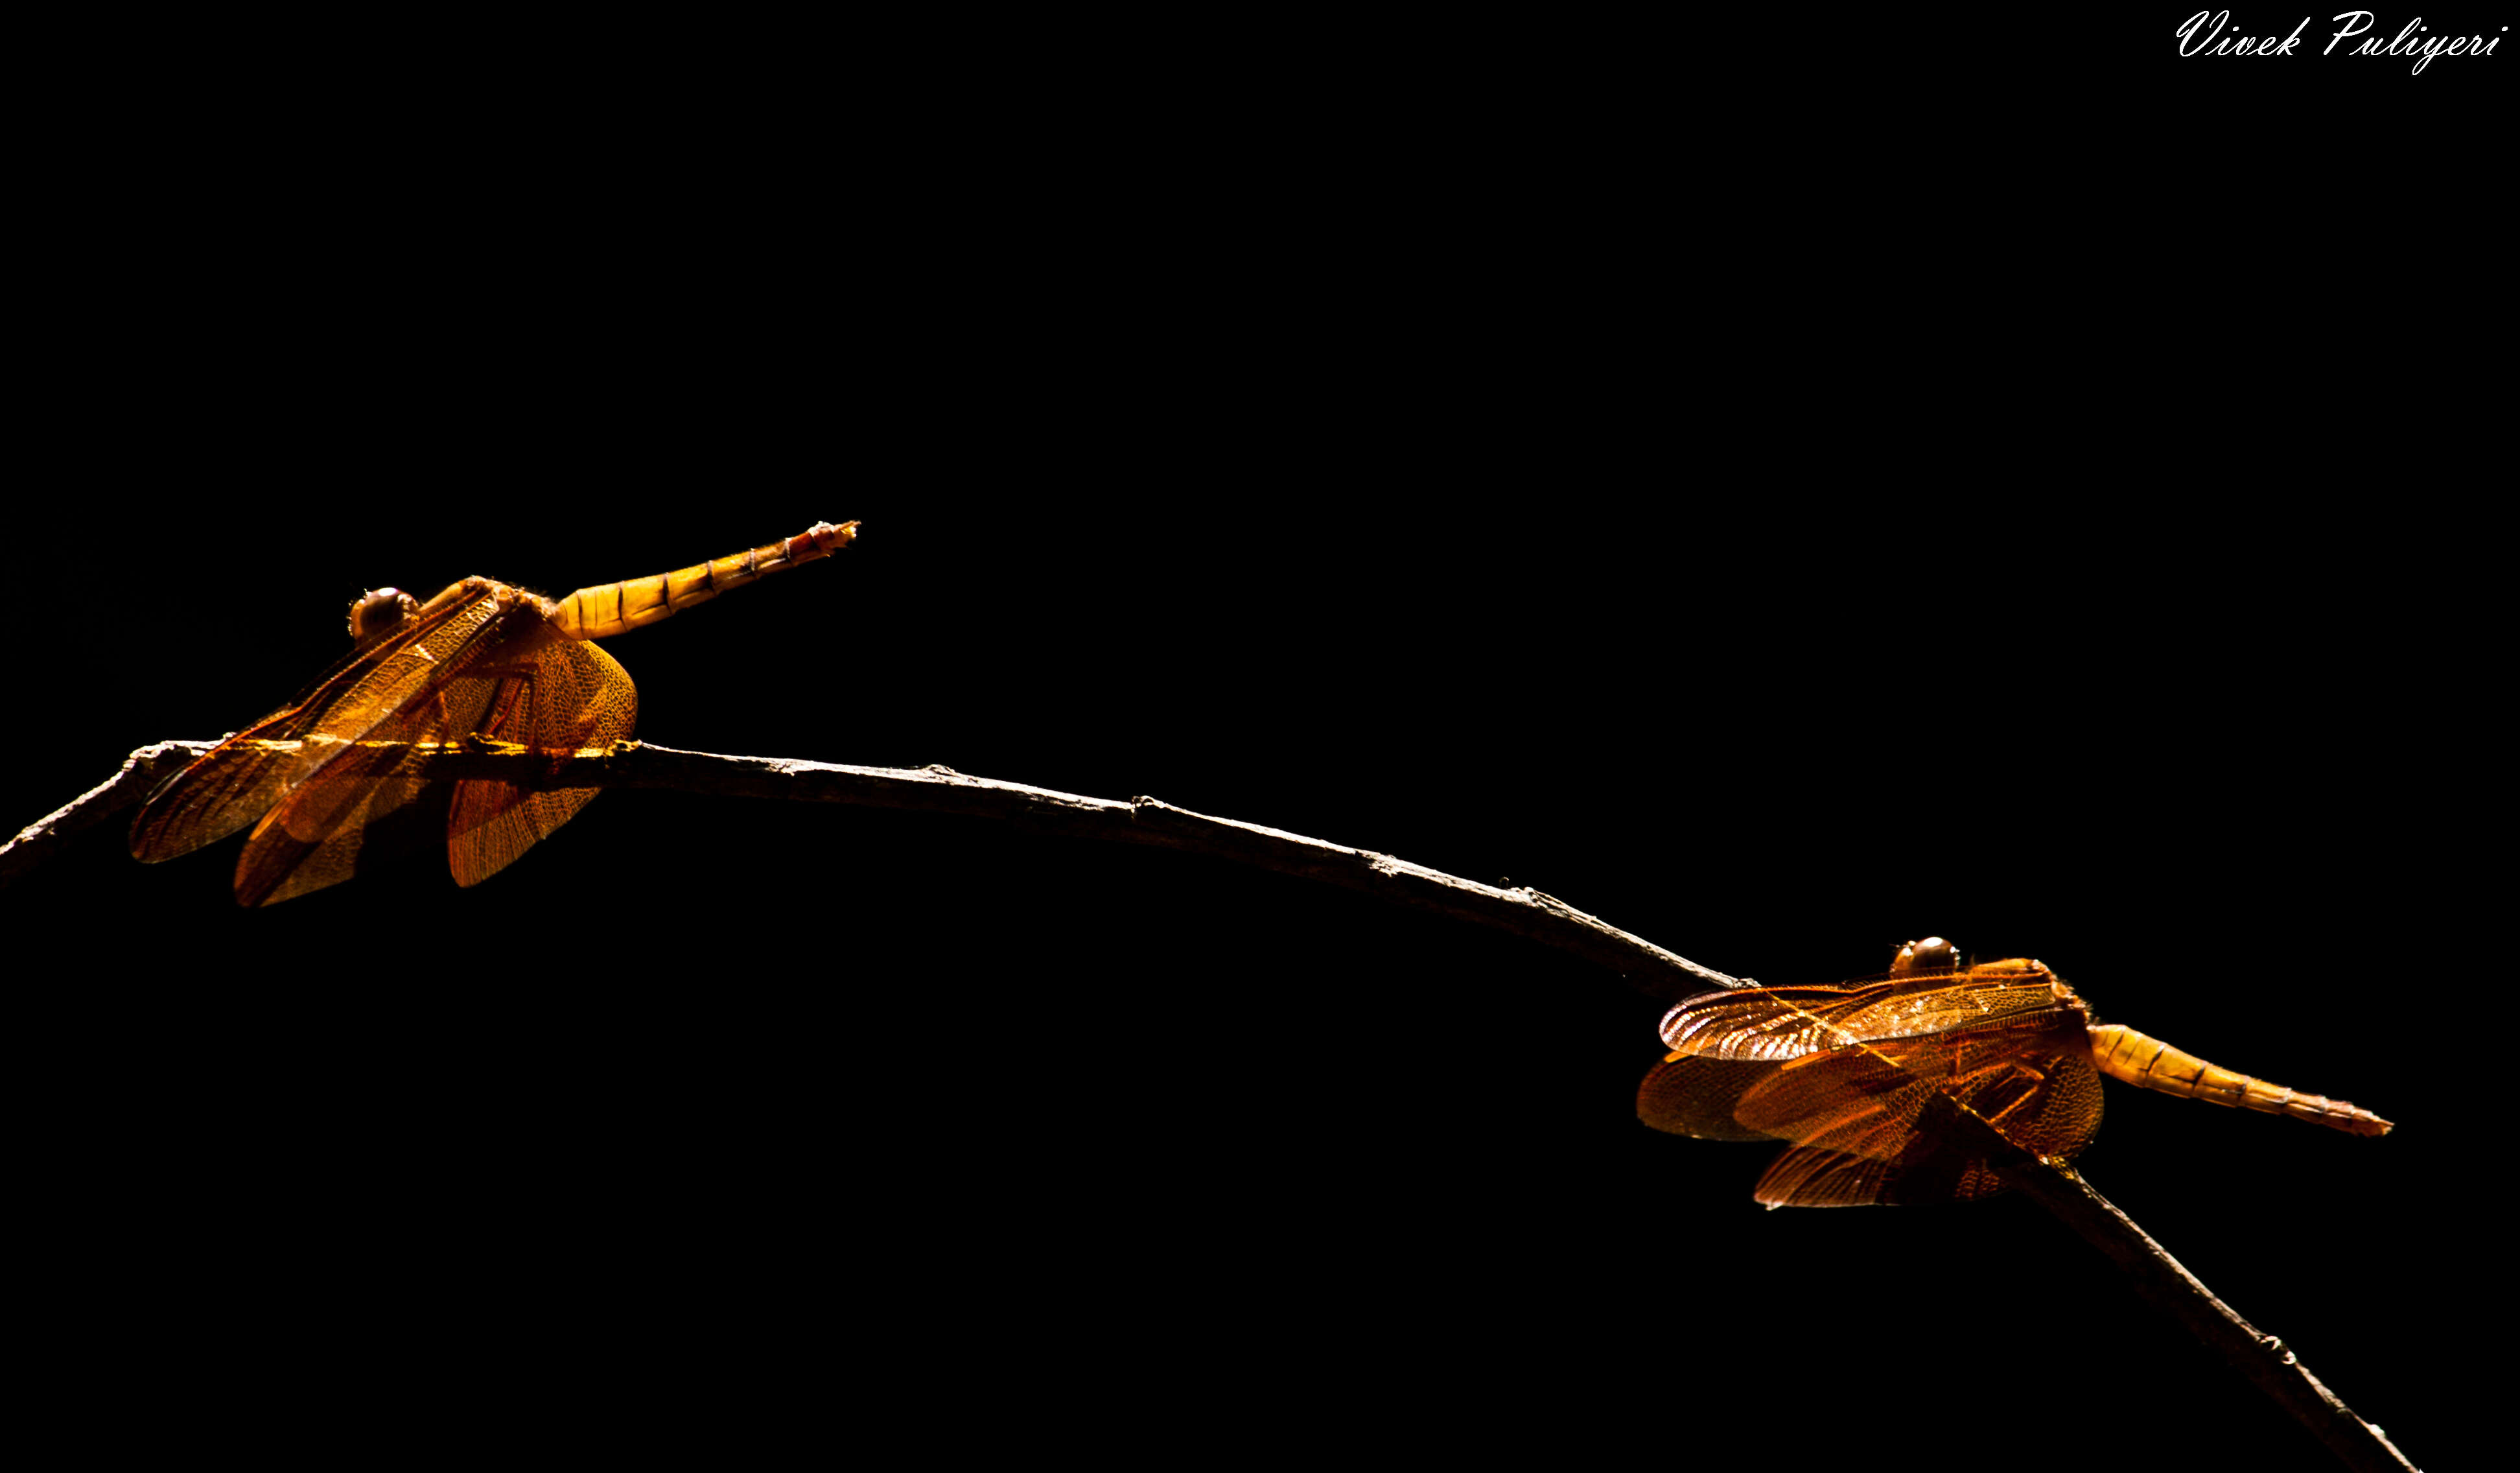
(3, 738), (1741, 1002)
(2005, 1164), (2416, 1472)
(3, 737), (2412, 1468)
(1, 740), (209, 889)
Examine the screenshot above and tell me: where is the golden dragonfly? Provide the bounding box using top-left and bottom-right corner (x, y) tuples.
(1639, 937), (2390, 1207)
(130, 520), (858, 905)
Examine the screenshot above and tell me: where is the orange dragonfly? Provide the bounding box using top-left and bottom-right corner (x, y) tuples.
(130, 520), (858, 906)
(1639, 936), (2390, 1207)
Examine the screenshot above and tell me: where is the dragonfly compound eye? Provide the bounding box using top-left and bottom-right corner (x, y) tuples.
(1892, 936), (1960, 975)
(346, 587), (419, 642)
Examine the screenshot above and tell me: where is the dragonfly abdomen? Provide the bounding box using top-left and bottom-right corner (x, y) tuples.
(2087, 1022), (2392, 1137)
(552, 521), (858, 639)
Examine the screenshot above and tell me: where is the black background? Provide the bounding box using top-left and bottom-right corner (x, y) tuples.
(8, 15), (2492, 1469)
(2167, 5), (2514, 86)
(10, 495), (2469, 1468)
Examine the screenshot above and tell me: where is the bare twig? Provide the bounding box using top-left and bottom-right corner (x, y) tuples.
(5, 738), (1740, 1001)
(2006, 1164), (2416, 1472)
(5, 738), (2410, 1467)
(1, 740), (208, 889)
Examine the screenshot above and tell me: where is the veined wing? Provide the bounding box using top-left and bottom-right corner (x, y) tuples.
(1736, 1010), (2105, 1207)
(235, 602), (634, 904)
(1636, 1054), (1784, 1142)
(443, 633), (634, 888)
(262, 580), (528, 799)
(1657, 974), (2067, 1062)
(129, 581), (509, 864)
(1641, 979), (2022, 1142)
(231, 699), (462, 906)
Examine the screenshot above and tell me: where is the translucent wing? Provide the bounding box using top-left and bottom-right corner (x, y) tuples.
(1734, 1012), (2103, 1207)
(1640, 980), (2103, 1207)
(230, 735), (457, 906)
(231, 611), (637, 904)
(127, 583), (502, 865)
(1657, 975), (2068, 1062)
(1636, 1054), (1784, 1142)
(444, 633), (635, 887)
(229, 591), (534, 905)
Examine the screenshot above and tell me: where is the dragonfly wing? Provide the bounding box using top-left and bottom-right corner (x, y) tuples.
(231, 602), (631, 902)
(1823, 978), (2073, 1043)
(1754, 1147), (1917, 1208)
(231, 631), (519, 905)
(129, 583), (506, 866)
(129, 702), (329, 862)
(1753, 1134), (2025, 1208)
(233, 762), (456, 907)
(1732, 1011), (2105, 1207)
(1644, 983), (1971, 1142)
(227, 593), (533, 905)
(1658, 985), (1900, 1061)
(1659, 978), (2068, 1062)
(270, 586), (513, 793)
(1637, 1054), (1788, 1142)
(445, 635), (636, 887)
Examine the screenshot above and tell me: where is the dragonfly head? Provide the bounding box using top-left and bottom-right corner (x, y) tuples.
(347, 587), (421, 645)
(1889, 936), (1960, 976)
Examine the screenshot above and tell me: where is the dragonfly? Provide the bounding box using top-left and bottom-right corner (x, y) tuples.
(1638, 936), (2391, 1207)
(130, 520), (858, 906)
